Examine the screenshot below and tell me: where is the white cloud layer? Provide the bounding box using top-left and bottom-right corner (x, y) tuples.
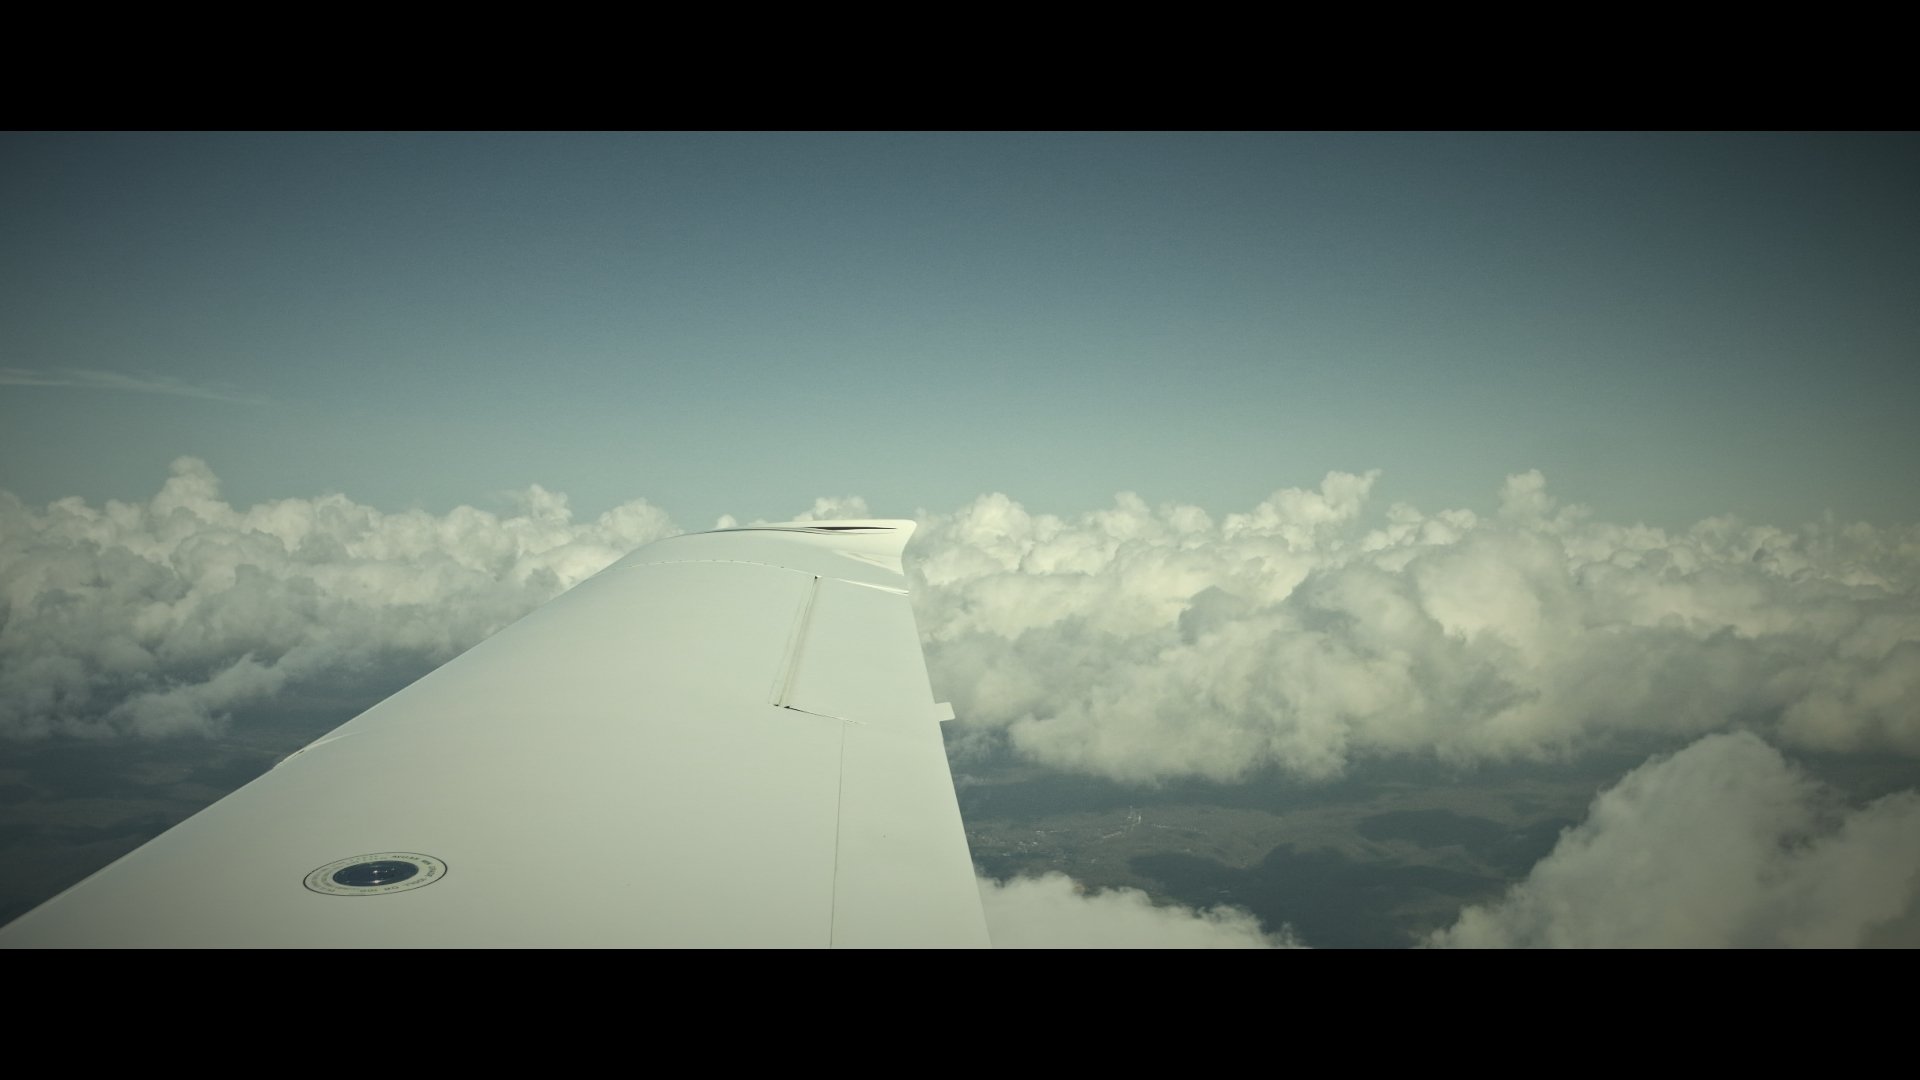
(1428, 732), (1920, 947)
(6, 462), (1917, 947)
(979, 872), (1301, 948)
(910, 471), (1920, 782)
(0, 457), (675, 737)
(6, 462), (1920, 787)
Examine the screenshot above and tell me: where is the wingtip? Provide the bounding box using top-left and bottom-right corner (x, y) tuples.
(717, 519), (916, 535)
(609, 519), (920, 587)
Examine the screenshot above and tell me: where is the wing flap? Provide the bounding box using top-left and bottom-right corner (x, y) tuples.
(782, 577), (942, 724)
(834, 718), (990, 947)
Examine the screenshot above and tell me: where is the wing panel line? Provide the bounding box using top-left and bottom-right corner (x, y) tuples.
(772, 575), (822, 707)
(829, 721), (847, 948)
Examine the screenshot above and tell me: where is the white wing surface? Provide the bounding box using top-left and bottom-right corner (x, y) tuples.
(0, 521), (988, 947)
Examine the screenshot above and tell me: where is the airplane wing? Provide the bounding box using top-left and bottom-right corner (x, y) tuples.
(0, 521), (989, 947)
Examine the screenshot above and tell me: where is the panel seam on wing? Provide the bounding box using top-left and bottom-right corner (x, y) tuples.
(775, 703), (868, 724)
(607, 558), (818, 574)
(608, 559), (907, 591)
(829, 722), (847, 948)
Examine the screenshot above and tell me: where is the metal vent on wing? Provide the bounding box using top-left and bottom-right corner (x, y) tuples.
(304, 852), (447, 896)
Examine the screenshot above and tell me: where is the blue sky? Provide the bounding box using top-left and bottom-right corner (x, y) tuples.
(3, 131), (1917, 529)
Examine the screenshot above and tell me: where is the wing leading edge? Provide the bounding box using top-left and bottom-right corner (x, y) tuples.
(0, 520), (988, 948)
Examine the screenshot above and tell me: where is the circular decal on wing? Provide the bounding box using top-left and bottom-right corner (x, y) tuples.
(304, 852), (447, 896)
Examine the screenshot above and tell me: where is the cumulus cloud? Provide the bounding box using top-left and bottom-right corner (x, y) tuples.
(979, 872), (1303, 948)
(1427, 732), (1920, 947)
(9, 462), (1920, 948)
(12, 463), (1915, 947)
(7, 459), (1920, 790)
(0, 458), (677, 737)
(911, 471), (1920, 782)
